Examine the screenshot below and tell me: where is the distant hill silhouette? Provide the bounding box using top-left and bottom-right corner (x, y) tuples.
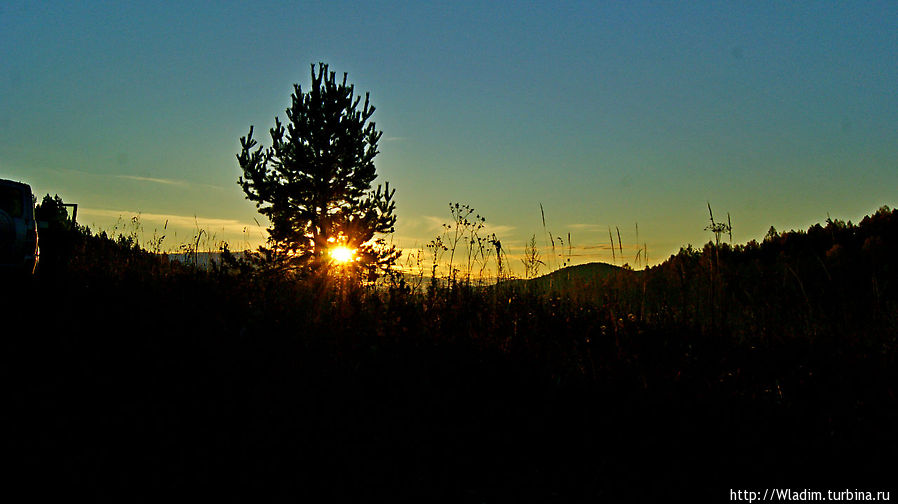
(503, 262), (630, 292)
(164, 251), (223, 269)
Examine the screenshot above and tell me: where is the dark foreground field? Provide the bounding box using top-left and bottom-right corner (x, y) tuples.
(6, 208), (897, 502)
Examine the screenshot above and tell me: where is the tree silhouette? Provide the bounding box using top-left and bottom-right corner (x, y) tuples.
(35, 194), (70, 229)
(237, 63), (399, 278)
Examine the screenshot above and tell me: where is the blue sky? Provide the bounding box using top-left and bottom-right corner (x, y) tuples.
(2, 1), (896, 270)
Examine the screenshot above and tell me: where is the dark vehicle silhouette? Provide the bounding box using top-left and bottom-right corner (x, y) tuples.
(0, 179), (39, 275)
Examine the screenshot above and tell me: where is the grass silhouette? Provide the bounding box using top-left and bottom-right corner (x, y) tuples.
(6, 205), (896, 501)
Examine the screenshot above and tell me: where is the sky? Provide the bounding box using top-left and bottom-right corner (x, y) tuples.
(2, 1), (896, 272)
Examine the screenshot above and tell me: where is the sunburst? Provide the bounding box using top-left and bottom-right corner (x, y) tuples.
(329, 246), (356, 264)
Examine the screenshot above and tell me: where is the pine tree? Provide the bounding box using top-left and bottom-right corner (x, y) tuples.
(237, 63), (399, 278)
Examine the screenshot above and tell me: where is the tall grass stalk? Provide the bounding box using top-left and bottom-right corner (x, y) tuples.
(609, 227), (616, 265)
(616, 227), (623, 263)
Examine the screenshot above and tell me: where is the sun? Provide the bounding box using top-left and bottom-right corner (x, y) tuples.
(329, 246), (356, 264)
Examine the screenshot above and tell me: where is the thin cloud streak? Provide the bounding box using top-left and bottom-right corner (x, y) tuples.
(115, 175), (226, 191)
(42, 168), (226, 190)
(417, 215), (514, 236)
(420, 215), (445, 232)
(79, 207), (262, 236)
(115, 175), (187, 187)
(484, 224), (516, 235)
(566, 223), (605, 231)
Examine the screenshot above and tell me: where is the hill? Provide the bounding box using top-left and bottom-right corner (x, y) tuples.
(502, 261), (629, 292)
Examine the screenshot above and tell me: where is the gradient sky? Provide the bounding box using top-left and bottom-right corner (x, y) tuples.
(2, 1), (896, 271)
